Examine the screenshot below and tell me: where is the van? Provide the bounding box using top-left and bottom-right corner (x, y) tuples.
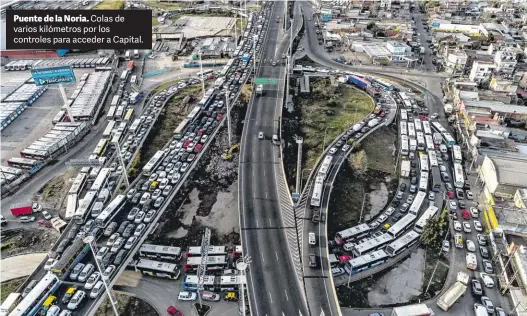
(22, 279), (38, 297)
(272, 134), (280, 145)
(439, 144), (447, 153)
(78, 264), (94, 282)
(67, 290), (86, 310)
(70, 263), (85, 281)
(90, 281), (104, 299)
(309, 232), (316, 246)
(47, 305), (61, 316)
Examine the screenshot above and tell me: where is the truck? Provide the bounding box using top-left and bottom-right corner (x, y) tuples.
(391, 303), (432, 316)
(10, 203), (42, 216)
(436, 272), (468, 311)
(256, 84), (264, 96)
(50, 217), (67, 233)
(129, 92), (142, 105)
(373, 106), (382, 114)
(433, 132), (443, 145)
(444, 103), (453, 114)
(127, 60), (134, 70)
(348, 76), (369, 89)
(400, 160), (411, 178)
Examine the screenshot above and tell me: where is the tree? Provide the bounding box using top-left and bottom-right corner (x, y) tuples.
(349, 149), (368, 175)
(367, 22), (377, 31)
(421, 210), (449, 250)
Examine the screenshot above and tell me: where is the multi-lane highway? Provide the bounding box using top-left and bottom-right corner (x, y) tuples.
(239, 2), (309, 316)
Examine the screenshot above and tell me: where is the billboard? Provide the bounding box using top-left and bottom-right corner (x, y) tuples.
(31, 66), (76, 86)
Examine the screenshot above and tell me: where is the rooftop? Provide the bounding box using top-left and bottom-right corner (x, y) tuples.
(490, 155), (527, 188)
(362, 44), (391, 58)
(463, 100), (527, 115)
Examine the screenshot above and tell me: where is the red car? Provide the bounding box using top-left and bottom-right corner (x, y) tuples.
(419, 115), (427, 121)
(216, 113), (223, 121)
(447, 190), (454, 199)
(462, 209), (470, 220)
(183, 139), (191, 148)
(339, 255), (352, 264)
(197, 129), (205, 136)
(167, 306), (182, 316)
(379, 111), (385, 117)
(193, 144), (203, 153)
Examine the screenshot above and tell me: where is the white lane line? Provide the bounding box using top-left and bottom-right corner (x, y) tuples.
(269, 218), (272, 226)
(284, 289), (289, 301)
(256, 219), (259, 228)
(264, 169), (266, 177)
(268, 292), (273, 304)
(265, 191), (269, 199)
(275, 251), (279, 261)
(261, 252), (265, 263)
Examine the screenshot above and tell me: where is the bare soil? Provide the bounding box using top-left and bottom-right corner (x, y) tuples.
(0, 277), (25, 303)
(97, 292), (159, 316)
(0, 228), (59, 257)
(34, 168), (79, 218)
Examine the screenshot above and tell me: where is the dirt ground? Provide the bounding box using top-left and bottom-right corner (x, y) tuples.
(33, 168), (80, 219)
(0, 228), (59, 258)
(361, 125), (398, 175)
(0, 277), (25, 303)
(96, 292), (158, 316)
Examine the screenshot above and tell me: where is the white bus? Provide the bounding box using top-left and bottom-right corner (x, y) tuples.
(351, 233), (393, 257)
(220, 275), (246, 291)
(388, 214), (417, 238)
(95, 195), (126, 227)
(52, 110), (66, 124)
(1, 293), (21, 316)
(419, 172), (429, 192)
(106, 105), (116, 120)
(310, 176), (324, 207)
(344, 250), (388, 275)
(408, 191), (426, 215)
(139, 244), (183, 261)
(120, 69), (129, 82)
(452, 145), (462, 164)
(110, 95), (121, 107)
(74, 191), (98, 222)
(414, 205), (439, 233)
(102, 120), (117, 139)
(432, 121), (448, 134)
(443, 133), (456, 147)
(425, 135), (435, 152)
(68, 173), (87, 195)
(419, 152), (429, 173)
(92, 139), (109, 157)
(414, 118), (422, 132)
(197, 69), (214, 79)
(408, 122), (416, 138)
(143, 151), (166, 176)
(90, 168), (111, 192)
(335, 223), (371, 245)
(65, 194), (78, 220)
(400, 109), (408, 121)
(400, 121), (407, 136)
(186, 246), (227, 257)
(318, 156), (333, 180)
(453, 163), (465, 188)
(400, 135), (409, 156)
(9, 273), (60, 316)
(428, 150), (438, 167)
(416, 132), (425, 151)
(184, 256), (228, 273)
(134, 259), (181, 280)
(128, 118), (142, 135)
(422, 121), (432, 135)
(385, 231), (420, 257)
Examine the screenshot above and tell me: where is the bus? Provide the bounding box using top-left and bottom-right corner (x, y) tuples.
(73, 191), (97, 223)
(52, 110), (66, 124)
(1, 293), (21, 315)
(197, 69), (214, 79)
(125, 51), (131, 60)
(371, 78), (393, 91)
(430, 166), (442, 192)
(416, 132), (425, 151)
(408, 191), (426, 215)
(183, 275), (216, 291)
(452, 145), (462, 164)
(115, 105), (126, 121)
(425, 135), (435, 152)
(129, 118), (142, 135)
(139, 244), (183, 261)
(335, 223), (371, 245)
(123, 108), (134, 122)
(387, 213), (416, 238)
(142, 151), (165, 176)
(414, 119), (422, 132)
(184, 256), (228, 273)
(7, 157), (40, 170)
(220, 275), (246, 291)
(343, 250), (388, 275)
(102, 120), (116, 139)
(400, 109), (408, 121)
(186, 246), (227, 257)
(173, 118), (190, 140)
(443, 133), (456, 147)
(65, 194), (78, 220)
(414, 205), (439, 233)
(318, 156), (333, 180)
(400, 135), (409, 156)
(432, 121), (448, 134)
(92, 139), (109, 157)
(95, 195), (126, 227)
(120, 70), (129, 82)
(385, 231), (420, 257)
(51, 237), (90, 278)
(419, 152), (429, 173)
(419, 173), (429, 192)
(134, 259), (181, 280)
(110, 95), (120, 107)
(89, 167), (111, 192)
(9, 274), (60, 316)
(453, 163), (465, 188)
(310, 176), (324, 207)
(351, 233), (393, 257)
(400, 121), (407, 136)
(428, 150), (438, 167)
(106, 105), (116, 120)
(422, 121), (432, 135)
(408, 122), (416, 138)
(68, 173), (87, 195)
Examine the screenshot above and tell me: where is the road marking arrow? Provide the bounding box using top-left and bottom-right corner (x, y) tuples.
(320, 310), (326, 316)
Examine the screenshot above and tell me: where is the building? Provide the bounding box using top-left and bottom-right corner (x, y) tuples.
(494, 50), (517, 75)
(479, 155), (527, 199)
(461, 99), (527, 121)
(469, 60), (497, 82)
(385, 41), (409, 62)
(445, 50), (468, 75)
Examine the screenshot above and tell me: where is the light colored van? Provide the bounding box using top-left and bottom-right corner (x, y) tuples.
(77, 264), (94, 283)
(67, 290), (86, 310)
(90, 281), (104, 299)
(309, 232), (316, 246)
(46, 305), (61, 316)
(439, 144), (447, 153)
(272, 134), (280, 145)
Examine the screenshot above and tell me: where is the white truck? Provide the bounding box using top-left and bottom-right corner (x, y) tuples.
(444, 103), (453, 114)
(256, 84), (264, 96)
(436, 271), (469, 311)
(400, 160), (411, 178)
(433, 132), (443, 145)
(391, 304), (432, 316)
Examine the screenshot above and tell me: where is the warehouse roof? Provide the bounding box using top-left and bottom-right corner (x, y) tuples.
(463, 100), (527, 115)
(490, 156), (527, 188)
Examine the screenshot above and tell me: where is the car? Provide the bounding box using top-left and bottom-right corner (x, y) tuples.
(409, 185), (417, 193)
(400, 203), (410, 212)
(162, 185), (173, 197)
(482, 260), (494, 274)
(89, 281), (104, 299)
(410, 177), (417, 185)
(454, 221), (462, 231)
(428, 192), (435, 201)
(442, 240), (450, 252)
(152, 189), (162, 200)
(406, 195), (415, 204)
(103, 222), (118, 236)
(70, 263), (85, 281)
(481, 296), (494, 313)
(111, 237), (125, 253)
(84, 272), (100, 290)
(20, 216), (36, 223)
(56, 239), (70, 254)
(329, 147), (337, 155)
(153, 197), (165, 208)
(117, 221), (129, 235)
(201, 292), (221, 302)
(439, 165), (447, 172)
(258, 131), (264, 139)
(477, 234), (487, 246)
(466, 240), (475, 252)
(95, 247), (109, 261)
(462, 209), (470, 220)
(124, 236), (137, 250)
(123, 223), (135, 238)
(466, 190), (474, 199)
(495, 307), (506, 316)
(113, 249), (127, 265)
(178, 291), (197, 301)
(140, 193), (151, 205)
(44, 258), (58, 271)
(180, 163), (189, 173)
(134, 211), (146, 224)
(480, 246), (489, 258)
(472, 279), (483, 295)
(385, 207), (395, 216)
(78, 264), (95, 283)
(449, 200), (457, 210)
(456, 188), (465, 199)
(470, 207), (479, 218)
(127, 207), (139, 221)
(134, 223), (146, 236)
(149, 173), (158, 181)
(131, 192), (142, 204)
(396, 191), (404, 200)
(471, 220), (482, 231)
(41, 211), (52, 220)
(463, 221), (471, 233)
(342, 144), (351, 152)
(67, 290), (86, 310)
(167, 306), (183, 316)
(430, 113), (439, 119)
(458, 200), (466, 209)
(400, 183), (407, 192)
(332, 267), (346, 277)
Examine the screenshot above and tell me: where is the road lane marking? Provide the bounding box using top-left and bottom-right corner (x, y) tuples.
(256, 219), (259, 227)
(268, 292), (273, 303)
(261, 252), (265, 262)
(284, 289), (289, 301)
(269, 218), (272, 226)
(275, 251), (279, 260)
(265, 192), (269, 199)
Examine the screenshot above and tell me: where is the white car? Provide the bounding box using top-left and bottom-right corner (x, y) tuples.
(449, 200), (458, 210)
(178, 291), (197, 301)
(453, 221), (462, 231)
(442, 240), (450, 252)
(480, 273), (495, 288)
(428, 192), (435, 201)
(42, 211), (52, 220)
(47, 305), (61, 316)
(473, 220), (483, 232)
(106, 233), (120, 247)
(329, 147), (337, 155)
(342, 144), (351, 152)
(470, 207), (479, 218)
(144, 210), (156, 223)
(134, 211), (146, 224)
(466, 191), (474, 199)
(430, 113), (439, 119)
(84, 272), (101, 290)
(463, 221), (472, 233)
(258, 131), (264, 139)
(67, 290), (86, 310)
(89, 281), (104, 299)
(102, 265), (116, 279)
(95, 247), (109, 261)
(134, 223), (146, 236)
(466, 240), (476, 252)
(385, 207), (395, 216)
(139, 193), (151, 205)
(126, 189), (136, 199)
(124, 236), (137, 250)
(44, 258), (57, 271)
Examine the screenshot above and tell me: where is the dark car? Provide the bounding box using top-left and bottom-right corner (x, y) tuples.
(411, 161), (416, 168)
(101, 252), (116, 267)
(113, 249), (127, 265)
(123, 223), (135, 238)
(410, 169), (417, 177)
(56, 239), (71, 254)
(67, 225), (80, 240)
(411, 177), (417, 184)
(391, 200), (400, 207)
(391, 213), (403, 222)
(480, 246), (489, 258)
(399, 183), (407, 192)
(117, 221), (130, 235)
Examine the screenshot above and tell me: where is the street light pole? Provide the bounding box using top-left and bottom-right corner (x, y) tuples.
(113, 135), (129, 188)
(300, 168), (313, 193)
(322, 126), (335, 152)
(225, 94), (232, 148)
(83, 236), (119, 316)
(198, 51), (205, 97)
(237, 255), (251, 316)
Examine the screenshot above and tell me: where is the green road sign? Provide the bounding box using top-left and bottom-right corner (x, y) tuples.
(255, 78), (278, 85)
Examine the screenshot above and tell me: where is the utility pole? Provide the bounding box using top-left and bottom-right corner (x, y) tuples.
(113, 135), (129, 188)
(198, 51), (205, 97)
(197, 228), (211, 308)
(295, 137), (303, 194)
(225, 94), (232, 148)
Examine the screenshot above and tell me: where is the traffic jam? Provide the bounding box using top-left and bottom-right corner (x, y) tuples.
(8, 9), (272, 316)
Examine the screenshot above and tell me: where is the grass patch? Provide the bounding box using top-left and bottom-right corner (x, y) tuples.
(301, 80), (374, 169)
(240, 84), (252, 104)
(152, 17), (159, 26)
(145, 0), (182, 10)
(152, 80), (180, 95)
(236, 18), (248, 31)
(361, 126), (397, 175)
(1, 278), (25, 303)
(43, 176), (65, 199)
(93, 0), (124, 10)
